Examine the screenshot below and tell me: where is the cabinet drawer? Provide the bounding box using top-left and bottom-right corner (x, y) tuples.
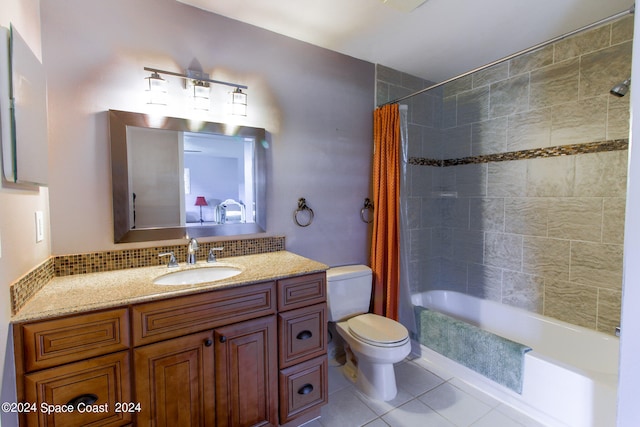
(20, 309), (130, 372)
(278, 303), (327, 368)
(278, 356), (328, 424)
(277, 273), (326, 311)
(132, 281), (275, 346)
(23, 351), (131, 427)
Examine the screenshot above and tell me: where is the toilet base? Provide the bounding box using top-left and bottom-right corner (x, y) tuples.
(341, 344), (399, 401)
(354, 360), (399, 401)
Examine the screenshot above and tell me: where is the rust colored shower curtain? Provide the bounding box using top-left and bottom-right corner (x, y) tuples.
(370, 104), (400, 320)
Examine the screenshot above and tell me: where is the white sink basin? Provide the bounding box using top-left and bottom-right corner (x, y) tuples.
(153, 266), (242, 285)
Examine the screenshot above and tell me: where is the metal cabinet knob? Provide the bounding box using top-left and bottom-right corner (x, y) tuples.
(66, 393), (98, 409)
(296, 330), (313, 340)
(297, 384), (314, 395)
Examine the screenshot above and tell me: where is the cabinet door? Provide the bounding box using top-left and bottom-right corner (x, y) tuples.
(23, 351), (131, 427)
(215, 315), (277, 427)
(134, 331), (215, 427)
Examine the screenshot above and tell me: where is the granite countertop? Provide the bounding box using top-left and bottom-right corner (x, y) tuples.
(12, 251), (328, 323)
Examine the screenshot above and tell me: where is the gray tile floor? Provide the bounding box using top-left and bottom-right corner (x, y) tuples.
(305, 357), (546, 427)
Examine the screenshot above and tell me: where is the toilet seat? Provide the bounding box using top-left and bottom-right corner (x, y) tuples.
(347, 313), (409, 348)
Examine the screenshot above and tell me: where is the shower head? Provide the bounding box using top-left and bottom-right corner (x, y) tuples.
(610, 78), (631, 97)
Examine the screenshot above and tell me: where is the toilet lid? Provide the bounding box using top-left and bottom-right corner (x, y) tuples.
(347, 313), (409, 347)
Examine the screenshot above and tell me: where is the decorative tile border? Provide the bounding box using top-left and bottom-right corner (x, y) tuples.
(10, 236), (285, 314)
(409, 139), (629, 167)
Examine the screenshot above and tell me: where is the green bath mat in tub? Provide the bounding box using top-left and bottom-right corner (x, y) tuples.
(414, 306), (532, 394)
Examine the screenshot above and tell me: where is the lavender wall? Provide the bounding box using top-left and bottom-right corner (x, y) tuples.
(40, 0), (375, 266)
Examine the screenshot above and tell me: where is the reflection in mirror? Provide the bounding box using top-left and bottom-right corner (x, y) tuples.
(109, 110), (267, 243)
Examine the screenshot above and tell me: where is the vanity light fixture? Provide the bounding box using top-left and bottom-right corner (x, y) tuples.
(192, 80), (210, 110)
(143, 66), (248, 114)
(230, 87), (247, 116)
(144, 72), (167, 105)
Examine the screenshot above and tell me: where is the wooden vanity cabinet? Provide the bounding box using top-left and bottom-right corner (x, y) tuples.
(277, 273), (328, 425)
(14, 309), (132, 427)
(23, 351), (131, 427)
(15, 271), (328, 427)
(132, 281), (278, 427)
(133, 316), (278, 427)
(19, 308), (130, 372)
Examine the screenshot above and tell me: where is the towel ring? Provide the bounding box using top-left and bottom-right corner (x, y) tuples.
(294, 198), (314, 227)
(360, 198), (374, 224)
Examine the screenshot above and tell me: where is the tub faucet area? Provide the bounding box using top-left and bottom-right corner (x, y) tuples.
(187, 238), (199, 264)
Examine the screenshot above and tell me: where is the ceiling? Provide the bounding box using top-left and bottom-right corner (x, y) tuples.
(177, 0), (634, 84)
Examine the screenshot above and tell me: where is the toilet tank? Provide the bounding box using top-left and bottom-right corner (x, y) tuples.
(326, 265), (372, 322)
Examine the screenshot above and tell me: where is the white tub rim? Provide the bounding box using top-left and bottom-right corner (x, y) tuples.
(410, 290), (619, 380)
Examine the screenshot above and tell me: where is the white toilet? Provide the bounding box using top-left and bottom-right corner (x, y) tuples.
(326, 265), (411, 401)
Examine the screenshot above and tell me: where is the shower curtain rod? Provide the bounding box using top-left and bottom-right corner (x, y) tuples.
(381, 4), (635, 106)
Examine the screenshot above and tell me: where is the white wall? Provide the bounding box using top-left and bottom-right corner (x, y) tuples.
(617, 8), (640, 426)
(0, 1), (49, 425)
(40, 0), (375, 266)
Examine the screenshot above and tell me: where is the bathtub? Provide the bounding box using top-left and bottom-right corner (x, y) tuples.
(410, 290), (619, 427)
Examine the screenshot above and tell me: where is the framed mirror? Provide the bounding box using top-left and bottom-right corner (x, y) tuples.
(109, 110), (267, 243)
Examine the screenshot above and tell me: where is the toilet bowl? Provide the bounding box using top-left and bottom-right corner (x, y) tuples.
(335, 313), (411, 401)
(326, 265), (410, 401)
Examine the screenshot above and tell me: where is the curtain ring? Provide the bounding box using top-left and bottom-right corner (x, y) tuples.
(360, 198), (374, 224)
(294, 198), (314, 227)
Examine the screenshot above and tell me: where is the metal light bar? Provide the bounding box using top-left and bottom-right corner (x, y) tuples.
(143, 66), (248, 90)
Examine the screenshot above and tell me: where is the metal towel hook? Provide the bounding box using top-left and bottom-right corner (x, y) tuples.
(294, 198), (314, 227)
(361, 198), (374, 224)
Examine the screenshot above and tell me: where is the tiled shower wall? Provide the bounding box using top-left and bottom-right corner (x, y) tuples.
(376, 14), (633, 335)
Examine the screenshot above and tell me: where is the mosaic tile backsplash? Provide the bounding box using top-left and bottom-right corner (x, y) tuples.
(9, 258), (55, 318)
(10, 236), (285, 314)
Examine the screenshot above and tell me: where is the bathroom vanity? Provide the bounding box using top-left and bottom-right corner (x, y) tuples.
(11, 251), (328, 427)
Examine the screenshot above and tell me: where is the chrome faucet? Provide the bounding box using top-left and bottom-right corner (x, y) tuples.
(207, 247), (224, 263)
(187, 238), (199, 264)
(159, 251), (179, 268)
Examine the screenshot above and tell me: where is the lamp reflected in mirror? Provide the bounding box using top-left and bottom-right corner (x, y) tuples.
(195, 196), (208, 224)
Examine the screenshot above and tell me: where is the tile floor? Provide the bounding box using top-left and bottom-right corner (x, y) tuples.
(306, 356), (547, 427)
